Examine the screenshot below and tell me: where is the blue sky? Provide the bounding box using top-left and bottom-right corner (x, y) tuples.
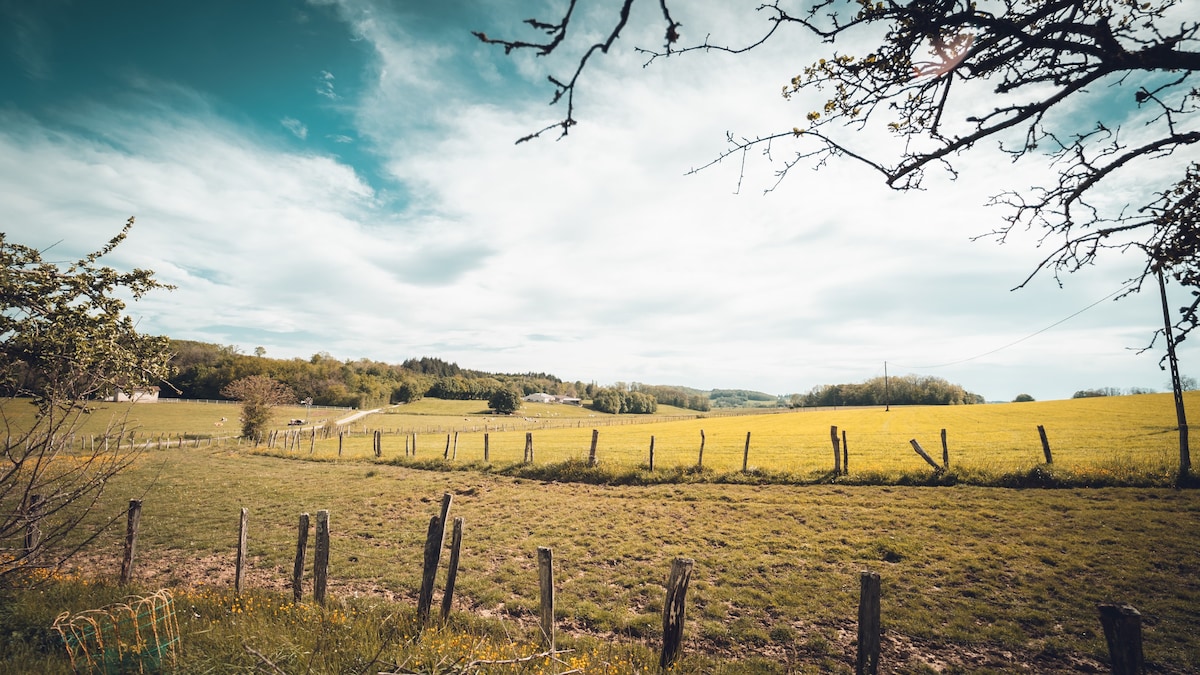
(2, 0), (1195, 401)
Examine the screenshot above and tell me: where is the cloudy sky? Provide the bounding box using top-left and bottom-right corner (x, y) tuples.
(2, 0), (1194, 401)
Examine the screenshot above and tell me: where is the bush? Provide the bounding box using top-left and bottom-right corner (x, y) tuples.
(1013, 393), (1035, 402)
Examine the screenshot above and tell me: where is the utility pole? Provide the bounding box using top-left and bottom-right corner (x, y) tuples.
(884, 361), (890, 412)
(1157, 268), (1190, 484)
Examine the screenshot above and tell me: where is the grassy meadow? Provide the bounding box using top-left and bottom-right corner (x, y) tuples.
(2, 393), (1198, 673)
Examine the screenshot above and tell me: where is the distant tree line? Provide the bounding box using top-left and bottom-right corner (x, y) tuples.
(167, 340), (580, 409)
(792, 375), (984, 407)
(1072, 387), (1157, 399)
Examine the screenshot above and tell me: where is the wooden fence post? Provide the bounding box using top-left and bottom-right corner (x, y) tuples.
(120, 499), (143, 585)
(338, 432), (344, 457)
(1098, 603), (1144, 675)
(444, 433), (451, 459)
(698, 430), (705, 468)
(588, 429), (599, 467)
(842, 429), (849, 475)
(417, 515), (443, 626)
(452, 432), (458, 460)
(24, 494), (42, 558)
(440, 517), (464, 624)
(742, 432), (752, 472)
(313, 510), (330, 605)
(235, 507), (248, 596)
(1038, 425), (1053, 464)
(660, 557), (694, 671)
(293, 513), (309, 603)
(525, 432), (534, 463)
(418, 494), (453, 626)
(484, 432), (489, 462)
(857, 571), (881, 675)
(538, 546), (555, 652)
(909, 439), (944, 473)
(310, 427), (316, 454)
(830, 426), (842, 475)
(940, 429), (949, 469)
(649, 436), (656, 471)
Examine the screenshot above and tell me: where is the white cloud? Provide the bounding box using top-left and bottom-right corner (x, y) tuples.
(281, 116), (308, 140)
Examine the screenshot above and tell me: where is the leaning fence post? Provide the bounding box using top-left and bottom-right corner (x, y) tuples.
(538, 546), (555, 652)
(588, 429), (599, 467)
(742, 431), (751, 472)
(235, 507), (248, 596)
(440, 517), (464, 624)
(120, 499), (143, 585)
(1098, 603), (1144, 675)
(857, 571), (881, 675)
(313, 510), (330, 605)
(698, 430), (706, 468)
(1038, 425), (1053, 464)
(293, 513), (309, 603)
(909, 439), (944, 473)
(660, 557), (694, 671)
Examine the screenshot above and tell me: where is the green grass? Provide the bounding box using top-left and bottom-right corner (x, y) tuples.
(2, 443), (1197, 673)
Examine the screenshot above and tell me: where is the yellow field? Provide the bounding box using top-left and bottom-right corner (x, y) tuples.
(309, 392), (1194, 476)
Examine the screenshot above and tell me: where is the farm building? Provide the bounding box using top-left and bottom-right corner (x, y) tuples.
(523, 392), (583, 405)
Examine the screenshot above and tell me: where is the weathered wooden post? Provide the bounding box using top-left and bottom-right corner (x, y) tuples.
(313, 510), (330, 605)
(1098, 603), (1144, 675)
(452, 431), (458, 460)
(909, 439), (944, 472)
(338, 432), (344, 457)
(417, 515), (443, 626)
(293, 513), (309, 603)
(412, 432), (417, 456)
(1038, 425), (1053, 464)
(24, 494), (42, 557)
(940, 428), (949, 469)
(698, 430), (706, 468)
(418, 494), (453, 626)
(831, 426), (842, 474)
(857, 571), (881, 675)
(483, 432), (490, 462)
(538, 546), (555, 652)
(235, 507), (248, 596)
(443, 433), (451, 459)
(649, 435), (656, 471)
(588, 429), (599, 467)
(660, 557), (694, 671)
(525, 432), (534, 463)
(742, 431), (752, 472)
(842, 429), (849, 475)
(120, 499), (142, 585)
(440, 517), (464, 624)
(310, 427), (316, 454)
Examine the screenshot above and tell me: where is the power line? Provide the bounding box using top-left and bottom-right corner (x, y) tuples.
(892, 280), (1139, 370)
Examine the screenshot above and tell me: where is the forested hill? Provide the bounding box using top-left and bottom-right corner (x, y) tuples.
(163, 340), (979, 411)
